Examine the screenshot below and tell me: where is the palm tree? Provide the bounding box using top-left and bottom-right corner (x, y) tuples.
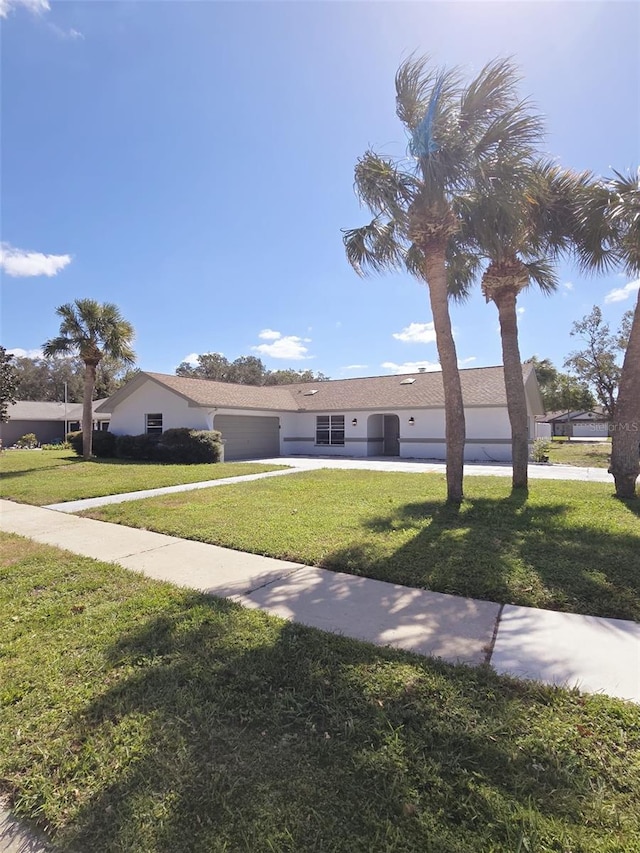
(343, 55), (542, 502)
(574, 169), (639, 498)
(453, 162), (588, 489)
(43, 299), (135, 460)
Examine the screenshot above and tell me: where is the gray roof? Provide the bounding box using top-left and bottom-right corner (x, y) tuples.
(98, 365), (540, 414)
(5, 401), (110, 421)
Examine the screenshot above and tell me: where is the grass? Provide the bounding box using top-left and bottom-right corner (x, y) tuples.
(82, 470), (640, 621)
(547, 439), (612, 469)
(1, 533), (639, 853)
(0, 449), (285, 505)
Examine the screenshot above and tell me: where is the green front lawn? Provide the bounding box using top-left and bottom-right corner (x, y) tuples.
(83, 470), (640, 621)
(548, 439), (612, 468)
(0, 449), (286, 505)
(1, 533), (639, 853)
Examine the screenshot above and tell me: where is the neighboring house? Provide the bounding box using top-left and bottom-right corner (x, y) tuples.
(97, 365), (544, 463)
(540, 409), (611, 438)
(0, 401), (111, 447)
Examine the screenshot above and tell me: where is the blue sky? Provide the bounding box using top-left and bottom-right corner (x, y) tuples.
(1, 0), (638, 381)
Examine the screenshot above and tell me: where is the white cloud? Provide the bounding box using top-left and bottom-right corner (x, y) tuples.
(342, 364), (368, 371)
(0, 0), (49, 17)
(381, 360), (441, 374)
(258, 329), (281, 341)
(382, 356), (476, 374)
(562, 281), (574, 291)
(181, 352), (201, 367)
(252, 332), (312, 360)
(0, 242), (72, 277)
(7, 347), (43, 359)
(517, 307), (525, 316)
(392, 322), (437, 345)
(604, 279), (640, 304)
(48, 22), (84, 39)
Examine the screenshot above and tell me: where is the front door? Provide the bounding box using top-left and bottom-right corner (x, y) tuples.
(383, 414), (400, 456)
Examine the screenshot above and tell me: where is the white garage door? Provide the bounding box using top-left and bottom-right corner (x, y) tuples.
(214, 415), (280, 460)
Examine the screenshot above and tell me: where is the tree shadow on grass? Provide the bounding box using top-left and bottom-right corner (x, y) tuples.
(50, 597), (634, 853)
(322, 493), (640, 621)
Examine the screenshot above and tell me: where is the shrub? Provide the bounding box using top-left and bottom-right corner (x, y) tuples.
(115, 433), (161, 461)
(531, 437), (552, 463)
(67, 430), (117, 458)
(41, 441), (72, 451)
(156, 428), (222, 464)
(15, 433), (38, 448)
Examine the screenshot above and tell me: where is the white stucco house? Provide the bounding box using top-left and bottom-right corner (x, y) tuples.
(96, 364), (544, 463)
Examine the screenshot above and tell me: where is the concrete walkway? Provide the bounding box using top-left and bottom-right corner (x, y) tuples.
(2, 499), (637, 704)
(0, 800), (56, 853)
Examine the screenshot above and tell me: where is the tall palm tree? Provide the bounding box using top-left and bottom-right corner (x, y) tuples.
(43, 299), (135, 460)
(343, 55), (542, 502)
(574, 169), (640, 498)
(454, 162), (588, 489)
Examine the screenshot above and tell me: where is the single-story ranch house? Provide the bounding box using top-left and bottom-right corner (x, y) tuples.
(540, 409), (610, 438)
(96, 364), (544, 463)
(0, 401), (110, 447)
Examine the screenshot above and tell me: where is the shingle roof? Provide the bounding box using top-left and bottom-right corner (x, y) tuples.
(143, 373), (300, 411)
(5, 401), (110, 421)
(126, 365), (534, 413)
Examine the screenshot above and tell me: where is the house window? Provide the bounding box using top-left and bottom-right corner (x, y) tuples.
(68, 421), (80, 433)
(145, 413), (163, 435)
(316, 414), (345, 446)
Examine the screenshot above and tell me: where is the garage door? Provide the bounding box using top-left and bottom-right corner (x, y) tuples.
(213, 415), (280, 460)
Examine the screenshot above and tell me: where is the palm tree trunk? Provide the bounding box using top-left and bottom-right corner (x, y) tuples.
(609, 292), (640, 498)
(424, 249), (465, 503)
(494, 289), (529, 489)
(82, 360), (98, 460)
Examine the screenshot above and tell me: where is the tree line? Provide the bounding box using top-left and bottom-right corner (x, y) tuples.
(175, 353), (328, 385)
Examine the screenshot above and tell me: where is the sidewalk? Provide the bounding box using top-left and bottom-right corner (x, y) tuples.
(2, 499), (638, 704)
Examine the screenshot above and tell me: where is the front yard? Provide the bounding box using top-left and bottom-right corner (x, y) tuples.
(547, 438), (612, 468)
(1, 534), (639, 853)
(0, 449), (285, 505)
(81, 469), (640, 621)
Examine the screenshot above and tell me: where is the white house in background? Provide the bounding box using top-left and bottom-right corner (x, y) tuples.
(541, 409), (611, 438)
(96, 364), (544, 463)
(0, 401), (110, 447)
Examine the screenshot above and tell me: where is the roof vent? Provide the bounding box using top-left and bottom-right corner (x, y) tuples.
(400, 378), (416, 385)
(302, 389), (319, 396)
(418, 367), (427, 373)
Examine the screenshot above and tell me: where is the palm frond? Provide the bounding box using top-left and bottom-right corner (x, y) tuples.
(42, 335), (74, 358)
(522, 258), (558, 294)
(446, 240), (482, 303)
(353, 151), (417, 219)
(474, 103), (544, 163)
(342, 219), (406, 277)
(395, 54), (437, 130)
(404, 243), (426, 280)
(460, 57), (522, 129)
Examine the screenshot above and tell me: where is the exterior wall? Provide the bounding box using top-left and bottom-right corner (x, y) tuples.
(280, 411), (369, 457)
(108, 380), (210, 435)
(572, 421), (610, 437)
(280, 406), (514, 462)
(400, 407), (513, 462)
(535, 422), (552, 439)
(0, 420), (66, 446)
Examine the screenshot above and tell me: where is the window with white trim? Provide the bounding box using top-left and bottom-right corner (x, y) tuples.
(145, 413), (163, 435)
(316, 414), (345, 446)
